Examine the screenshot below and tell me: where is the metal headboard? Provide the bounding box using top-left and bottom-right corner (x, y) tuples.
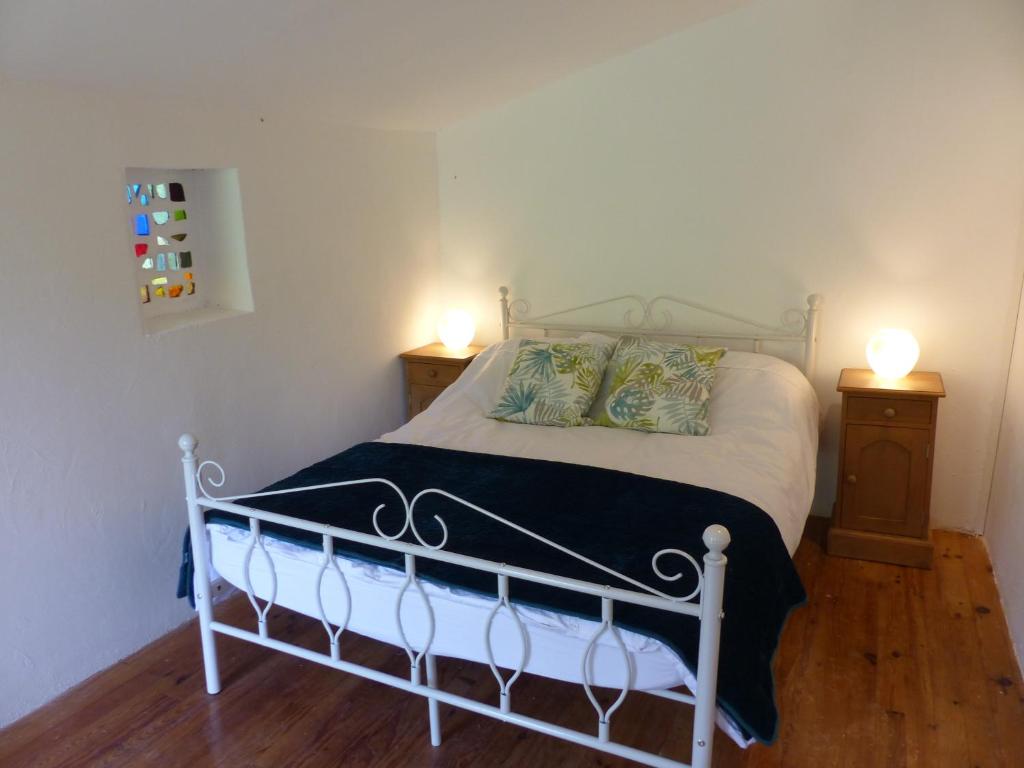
(498, 286), (823, 378)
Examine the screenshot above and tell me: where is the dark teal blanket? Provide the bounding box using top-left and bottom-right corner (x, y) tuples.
(183, 441), (805, 743)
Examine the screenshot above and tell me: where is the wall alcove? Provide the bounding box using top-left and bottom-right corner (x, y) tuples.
(125, 167), (254, 335)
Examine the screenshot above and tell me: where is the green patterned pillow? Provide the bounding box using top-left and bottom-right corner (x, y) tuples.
(488, 339), (613, 427)
(589, 336), (726, 435)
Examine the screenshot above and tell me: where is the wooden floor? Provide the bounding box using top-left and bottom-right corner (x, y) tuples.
(2, 520), (1022, 767)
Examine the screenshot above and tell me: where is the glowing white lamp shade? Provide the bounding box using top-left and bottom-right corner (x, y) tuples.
(437, 309), (475, 351)
(866, 329), (920, 379)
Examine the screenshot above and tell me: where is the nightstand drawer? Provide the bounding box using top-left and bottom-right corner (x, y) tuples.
(846, 396), (932, 426)
(407, 362), (461, 387)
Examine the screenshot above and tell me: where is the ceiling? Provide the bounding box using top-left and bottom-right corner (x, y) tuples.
(0, 0), (747, 131)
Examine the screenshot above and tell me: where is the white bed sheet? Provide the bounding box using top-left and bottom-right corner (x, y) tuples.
(207, 339), (818, 748)
(207, 522), (743, 743)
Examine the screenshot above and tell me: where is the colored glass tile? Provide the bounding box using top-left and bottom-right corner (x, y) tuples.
(139, 193), (149, 206)
(171, 233), (187, 242)
(132, 184), (141, 196)
(173, 209), (187, 222)
(147, 184), (154, 197)
(183, 272), (193, 280)
(155, 183), (168, 199)
(186, 281), (195, 295)
(151, 276), (168, 285)
(140, 285), (150, 304)
(169, 183), (185, 202)
(141, 257), (154, 269)
(155, 286), (166, 297)
(134, 243), (148, 257)
(125, 185), (133, 204)
(134, 214), (149, 236)
(168, 253), (180, 270)
(179, 251), (192, 268)
(152, 211), (169, 225)
(157, 236), (170, 246)
(156, 253), (167, 271)
(169, 284), (184, 298)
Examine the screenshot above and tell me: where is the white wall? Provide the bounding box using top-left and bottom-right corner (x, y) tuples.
(437, 0), (1024, 528)
(0, 75), (439, 726)
(986, 257), (1024, 666)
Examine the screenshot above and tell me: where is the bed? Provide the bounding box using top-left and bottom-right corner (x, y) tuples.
(181, 288), (823, 768)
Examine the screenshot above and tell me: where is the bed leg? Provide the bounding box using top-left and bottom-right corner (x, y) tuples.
(426, 653), (442, 747)
(691, 525), (730, 768)
(180, 434), (221, 695)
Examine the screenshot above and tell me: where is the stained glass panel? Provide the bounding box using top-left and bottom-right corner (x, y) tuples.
(141, 257), (154, 269)
(168, 284), (184, 298)
(179, 251), (192, 268)
(156, 253), (167, 271)
(151, 276), (168, 285)
(155, 286), (166, 297)
(135, 243), (148, 257)
(169, 182), (185, 202)
(155, 183), (168, 199)
(171, 233), (187, 242)
(187, 281), (196, 295)
(152, 211), (169, 225)
(173, 209), (187, 222)
(140, 285), (150, 303)
(134, 214), (149, 236)
(168, 253), (180, 270)
(157, 236), (170, 246)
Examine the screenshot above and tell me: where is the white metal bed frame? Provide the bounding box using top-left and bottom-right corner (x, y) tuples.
(182, 288), (822, 768)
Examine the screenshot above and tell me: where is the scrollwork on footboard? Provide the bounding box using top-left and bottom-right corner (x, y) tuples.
(196, 461), (706, 603)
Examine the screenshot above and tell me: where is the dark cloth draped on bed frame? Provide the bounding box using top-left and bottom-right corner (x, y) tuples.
(182, 441), (805, 744)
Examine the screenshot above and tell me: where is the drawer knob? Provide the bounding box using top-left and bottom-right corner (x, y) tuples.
(883, 407), (896, 419)
(427, 369), (438, 378)
(847, 474), (857, 484)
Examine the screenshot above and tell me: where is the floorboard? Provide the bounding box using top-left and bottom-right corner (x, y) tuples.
(2, 520), (1022, 767)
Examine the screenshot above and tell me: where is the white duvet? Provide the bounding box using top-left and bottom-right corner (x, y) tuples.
(383, 337), (819, 555)
(206, 338), (818, 748)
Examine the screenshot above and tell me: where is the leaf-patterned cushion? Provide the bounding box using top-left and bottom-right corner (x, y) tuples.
(487, 339), (613, 427)
(589, 336), (725, 435)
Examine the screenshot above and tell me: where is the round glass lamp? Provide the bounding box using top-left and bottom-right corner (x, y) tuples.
(866, 329), (919, 379)
(437, 309), (475, 351)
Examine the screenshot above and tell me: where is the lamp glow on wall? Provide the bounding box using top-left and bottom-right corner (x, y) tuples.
(437, 309), (475, 351)
(866, 328), (920, 379)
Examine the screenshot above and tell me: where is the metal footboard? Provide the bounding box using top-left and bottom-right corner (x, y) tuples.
(179, 434), (729, 768)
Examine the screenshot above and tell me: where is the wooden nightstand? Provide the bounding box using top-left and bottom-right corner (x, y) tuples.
(827, 368), (945, 569)
(399, 343), (484, 420)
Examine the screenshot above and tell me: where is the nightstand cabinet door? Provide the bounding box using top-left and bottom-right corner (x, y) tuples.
(840, 424), (930, 537)
(408, 384), (445, 420)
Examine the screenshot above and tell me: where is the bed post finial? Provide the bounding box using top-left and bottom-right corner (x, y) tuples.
(803, 294), (823, 380)
(178, 433), (197, 457)
(499, 286), (510, 341)
(702, 524), (731, 557)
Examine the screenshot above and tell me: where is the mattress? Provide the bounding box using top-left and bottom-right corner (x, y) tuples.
(206, 338), (819, 748)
